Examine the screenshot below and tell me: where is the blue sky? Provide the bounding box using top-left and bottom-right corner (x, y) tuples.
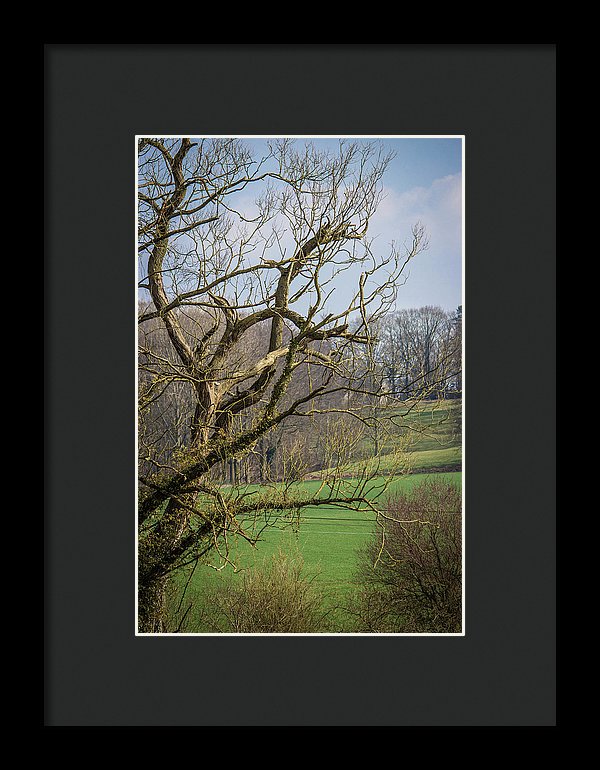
(369, 137), (463, 313)
(240, 136), (463, 313)
(140, 136), (463, 314)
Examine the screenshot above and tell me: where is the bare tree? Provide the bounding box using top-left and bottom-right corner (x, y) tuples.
(137, 137), (429, 632)
(376, 306), (462, 400)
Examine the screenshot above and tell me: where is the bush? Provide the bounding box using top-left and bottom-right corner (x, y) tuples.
(351, 478), (462, 633)
(192, 551), (330, 633)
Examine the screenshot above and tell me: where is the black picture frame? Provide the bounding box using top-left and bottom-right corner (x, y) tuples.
(45, 43), (556, 726)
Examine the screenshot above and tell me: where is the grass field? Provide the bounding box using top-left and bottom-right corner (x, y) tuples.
(166, 399), (462, 632)
(169, 470), (462, 632)
(310, 398), (462, 476)
(330, 446), (461, 477)
(398, 400), (461, 450)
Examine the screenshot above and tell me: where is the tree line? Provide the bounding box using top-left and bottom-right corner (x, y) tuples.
(139, 301), (462, 486)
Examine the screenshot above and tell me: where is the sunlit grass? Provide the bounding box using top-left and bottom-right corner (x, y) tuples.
(169, 471), (462, 632)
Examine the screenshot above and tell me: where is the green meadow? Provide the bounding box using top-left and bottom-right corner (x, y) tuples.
(168, 400), (462, 632)
(170, 471), (462, 632)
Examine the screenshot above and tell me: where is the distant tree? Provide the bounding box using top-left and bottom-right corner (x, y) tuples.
(375, 306), (461, 400)
(137, 137), (432, 632)
(448, 305), (462, 396)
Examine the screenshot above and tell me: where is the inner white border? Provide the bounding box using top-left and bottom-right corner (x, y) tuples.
(135, 135), (466, 637)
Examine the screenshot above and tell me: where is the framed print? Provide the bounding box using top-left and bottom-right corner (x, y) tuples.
(45, 43), (556, 726)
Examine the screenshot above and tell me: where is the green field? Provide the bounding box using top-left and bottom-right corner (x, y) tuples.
(166, 399), (462, 632)
(396, 400), (461, 451)
(332, 446), (461, 477)
(169, 470), (462, 632)
(311, 399), (462, 476)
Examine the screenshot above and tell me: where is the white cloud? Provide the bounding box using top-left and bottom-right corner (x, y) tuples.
(187, 172), (463, 313)
(360, 173), (463, 311)
(371, 173), (462, 253)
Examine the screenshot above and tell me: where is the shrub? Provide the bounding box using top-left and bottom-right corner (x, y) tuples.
(192, 550), (330, 633)
(352, 478), (462, 633)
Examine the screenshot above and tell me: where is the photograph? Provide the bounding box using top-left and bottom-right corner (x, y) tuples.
(136, 135), (464, 635)
(46, 43), (555, 725)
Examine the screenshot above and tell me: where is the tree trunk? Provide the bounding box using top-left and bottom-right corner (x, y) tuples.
(138, 574), (169, 633)
(137, 493), (196, 632)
